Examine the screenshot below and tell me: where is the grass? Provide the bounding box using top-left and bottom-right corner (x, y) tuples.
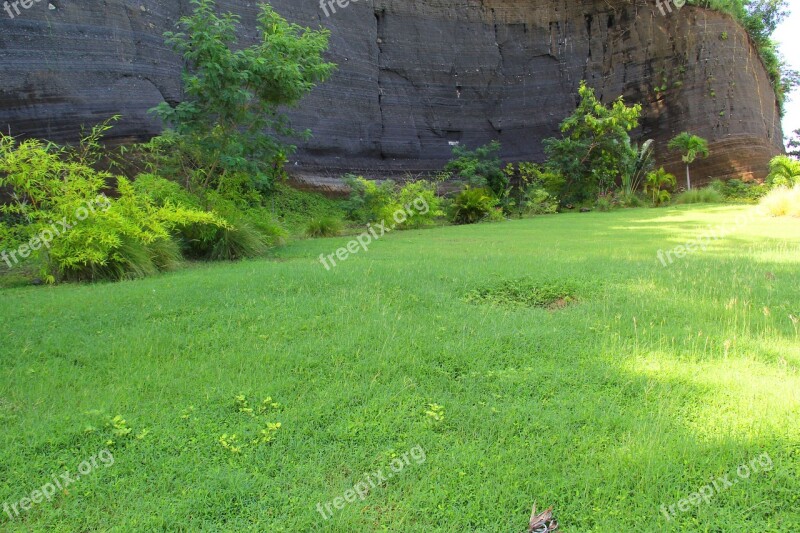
(1, 205), (799, 531)
(674, 188), (725, 204)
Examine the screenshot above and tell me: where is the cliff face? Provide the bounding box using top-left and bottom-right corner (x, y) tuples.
(0, 0), (784, 184)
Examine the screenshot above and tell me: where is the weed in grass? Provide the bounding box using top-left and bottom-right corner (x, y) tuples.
(464, 279), (578, 309)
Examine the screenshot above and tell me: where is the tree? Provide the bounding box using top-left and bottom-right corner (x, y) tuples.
(644, 168), (676, 206)
(445, 141), (508, 198)
(543, 82), (642, 203)
(786, 129), (800, 158)
(667, 132), (709, 190)
(766, 155), (800, 187)
(151, 0), (335, 192)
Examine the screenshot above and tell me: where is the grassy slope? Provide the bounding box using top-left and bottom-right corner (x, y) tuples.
(0, 205), (798, 532)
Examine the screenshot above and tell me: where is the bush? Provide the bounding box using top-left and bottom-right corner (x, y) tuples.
(674, 188), (725, 204)
(503, 163), (562, 216)
(450, 187), (501, 225)
(708, 179), (769, 202)
(381, 180), (444, 229)
(445, 141), (508, 197)
(759, 185), (800, 217)
(766, 155), (800, 188)
(305, 217), (342, 237)
(644, 168), (676, 207)
(0, 133), (227, 282)
(266, 182), (346, 235)
(342, 175), (396, 224)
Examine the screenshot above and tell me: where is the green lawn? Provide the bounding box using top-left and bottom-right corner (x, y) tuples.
(1, 205), (798, 531)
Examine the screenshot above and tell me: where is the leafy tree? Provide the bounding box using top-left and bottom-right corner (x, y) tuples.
(543, 82), (642, 203)
(668, 132), (710, 190)
(786, 128), (800, 158)
(766, 155), (800, 187)
(151, 0), (335, 192)
(445, 141), (508, 197)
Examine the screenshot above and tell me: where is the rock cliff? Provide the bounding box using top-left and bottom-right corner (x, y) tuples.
(0, 0), (784, 185)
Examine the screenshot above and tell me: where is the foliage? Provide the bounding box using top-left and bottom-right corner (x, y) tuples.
(674, 187), (725, 204)
(594, 192), (618, 212)
(623, 139), (655, 197)
(759, 184), (800, 216)
(766, 154), (800, 187)
(305, 217), (342, 238)
(708, 178), (769, 202)
(342, 175), (398, 224)
(688, 0), (795, 112)
(543, 82), (641, 203)
(450, 187), (501, 225)
(267, 182), (347, 235)
(150, 0), (335, 192)
(464, 278), (577, 309)
(502, 163), (562, 217)
(787, 128), (800, 158)
(0, 132), (227, 282)
(343, 176), (443, 229)
(445, 141), (508, 197)
(668, 132), (710, 190)
(382, 180), (443, 229)
(644, 167), (676, 206)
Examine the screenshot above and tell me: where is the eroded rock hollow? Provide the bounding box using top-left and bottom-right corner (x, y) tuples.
(0, 0), (784, 186)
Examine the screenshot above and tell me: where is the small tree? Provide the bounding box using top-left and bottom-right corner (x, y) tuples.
(151, 0), (335, 192)
(786, 128), (800, 158)
(543, 82), (641, 203)
(644, 168), (676, 206)
(667, 132), (709, 190)
(445, 141), (508, 197)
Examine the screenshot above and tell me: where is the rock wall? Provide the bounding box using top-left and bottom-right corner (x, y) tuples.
(0, 0), (785, 185)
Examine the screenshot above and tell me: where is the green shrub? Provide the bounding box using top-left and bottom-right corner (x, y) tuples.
(503, 163), (562, 216)
(0, 132), (226, 282)
(342, 175), (396, 224)
(759, 185), (800, 217)
(268, 182), (347, 234)
(208, 219), (268, 261)
(381, 180), (444, 229)
(445, 141), (508, 197)
(305, 217), (342, 238)
(675, 188), (725, 204)
(450, 187), (501, 225)
(594, 193), (616, 212)
(766, 155), (800, 188)
(708, 178), (769, 202)
(644, 168), (676, 207)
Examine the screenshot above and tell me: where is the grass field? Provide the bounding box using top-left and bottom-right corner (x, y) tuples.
(1, 205), (799, 531)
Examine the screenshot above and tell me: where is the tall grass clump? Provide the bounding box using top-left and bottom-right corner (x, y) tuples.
(674, 188), (725, 204)
(759, 185), (800, 217)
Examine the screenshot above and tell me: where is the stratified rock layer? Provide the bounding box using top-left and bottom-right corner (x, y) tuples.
(0, 0), (784, 184)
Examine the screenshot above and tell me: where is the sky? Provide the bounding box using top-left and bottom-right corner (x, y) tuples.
(774, 0), (800, 143)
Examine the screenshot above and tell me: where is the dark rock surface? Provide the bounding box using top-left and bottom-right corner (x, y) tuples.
(0, 0), (784, 184)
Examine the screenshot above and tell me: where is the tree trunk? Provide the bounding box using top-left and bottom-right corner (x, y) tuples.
(685, 164), (691, 191)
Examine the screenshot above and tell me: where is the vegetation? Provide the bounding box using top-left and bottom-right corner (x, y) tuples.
(1, 207), (798, 530)
(674, 187), (725, 204)
(644, 167), (677, 206)
(668, 132), (710, 190)
(689, 0), (797, 112)
(150, 0), (335, 192)
(765, 154), (800, 187)
(543, 82), (642, 203)
(305, 217), (342, 238)
(444, 141), (508, 197)
(450, 187), (501, 224)
(759, 184), (800, 216)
